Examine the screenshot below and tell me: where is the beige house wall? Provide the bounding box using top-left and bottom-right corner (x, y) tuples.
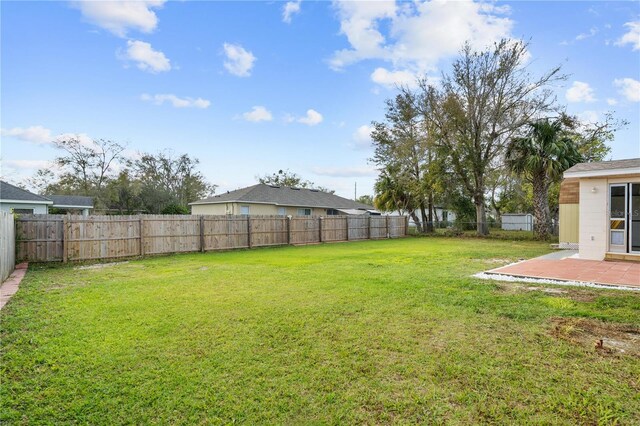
(578, 178), (608, 260)
(577, 175), (640, 260)
(559, 203), (579, 244)
(191, 202), (333, 216)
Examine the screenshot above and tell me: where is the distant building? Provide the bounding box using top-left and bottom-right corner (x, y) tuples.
(190, 184), (379, 216)
(0, 181), (94, 216)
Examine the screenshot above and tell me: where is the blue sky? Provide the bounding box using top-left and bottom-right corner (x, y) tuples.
(1, 0), (639, 199)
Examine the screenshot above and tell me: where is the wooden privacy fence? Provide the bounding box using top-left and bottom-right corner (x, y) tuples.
(16, 214), (408, 263)
(0, 211), (16, 282)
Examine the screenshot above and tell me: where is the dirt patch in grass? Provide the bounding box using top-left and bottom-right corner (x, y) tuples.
(550, 317), (640, 357)
(75, 261), (129, 270)
(494, 282), (598, 302)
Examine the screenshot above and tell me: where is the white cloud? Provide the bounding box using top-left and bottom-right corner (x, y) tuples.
(330, 0), (513, 72)
(575, 27), (598, 41)
(242, 106), (273, 122)
(565, 81), (596, 103)
(283, 0), (301, 24)
(370, 67), (418, 89)
(120, 40), (171, 73)
(222, 43), (256, 77)
(53, 133), (96, 149)
(613, 78), (640, 102)
(72, 0), (165, 37)
(297, 109), (323, 126)
(352, 125), (374, 150)
(141, 94), (211, 109)
(606, 98), (618, 106)
(311, 166), (376, 177)
(577, 110), (599, 124)
(2, 159), (54, 170)
(615, 21), (640, 50)
(0, 125), (52, 144)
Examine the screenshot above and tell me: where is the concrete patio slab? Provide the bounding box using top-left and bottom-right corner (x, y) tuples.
(484, 254), (640, 289)
(0, 263), (28, 310)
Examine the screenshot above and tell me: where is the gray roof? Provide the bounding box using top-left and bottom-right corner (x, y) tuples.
(565, 158), (640, 174)
(49, 195), (94, 208)
(0, 181), (52, 203)
(191, 184), (373, 210)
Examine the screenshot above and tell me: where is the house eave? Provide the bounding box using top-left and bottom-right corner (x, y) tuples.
(52, 204), (94, 209)
(0, 199), (53, 205)
(564, 167), (640, 179)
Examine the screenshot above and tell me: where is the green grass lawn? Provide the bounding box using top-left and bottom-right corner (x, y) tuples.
(1, 238), (639, 424)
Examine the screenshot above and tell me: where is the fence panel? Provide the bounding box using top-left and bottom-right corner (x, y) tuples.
(0, 212), (16, 282)
(389, 216), (407, 238)
(348, 216), (368, 240)
(15, 214), (407, 262)
(143, 215), (200, 255)
(322, 216), (348, 242)
(15, 214), (63, 262)
(203, 216), (249, 250)
(370, 216), (388, 239)
(67, 215), (141, 261)
(250, 216), (288, 247)
(291, 217), (320, 245)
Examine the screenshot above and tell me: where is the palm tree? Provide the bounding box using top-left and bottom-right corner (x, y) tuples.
(506, 119), (583, 239)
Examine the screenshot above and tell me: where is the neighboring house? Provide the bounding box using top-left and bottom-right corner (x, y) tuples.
(0, 181), (94, 216)
(48, 195), (94, 216)
(190, 184), (379, 216)
(560, 158), (640, 261)
(0, 181), (52, 214)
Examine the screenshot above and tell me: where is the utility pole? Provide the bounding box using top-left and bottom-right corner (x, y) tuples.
(354, 182), (357, 200)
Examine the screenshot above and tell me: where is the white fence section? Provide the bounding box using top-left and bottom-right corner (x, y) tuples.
(0, 211), (16, 283)
(501, 213), (534, 231)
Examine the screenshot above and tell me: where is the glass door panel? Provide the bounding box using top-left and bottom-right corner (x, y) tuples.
(609, 185), (627, 253)
(631, 183), (640, 253)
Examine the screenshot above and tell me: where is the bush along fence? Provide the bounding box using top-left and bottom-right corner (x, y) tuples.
(15, 214), (409, 263)
(0, 211), (16, 282)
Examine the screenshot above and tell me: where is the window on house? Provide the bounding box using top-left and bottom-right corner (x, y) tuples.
(240, 205), (250, 215)
(277, 207), (286, 216)
(297, 208), (311, 216)
(326, 209), (340, 216)
(12, 209), (34, 214)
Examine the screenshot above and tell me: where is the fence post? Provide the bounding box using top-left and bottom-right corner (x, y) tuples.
(199, 215), (205, 253)
(247, 216), (252, 248)
(139, 216), (145, 256)
(405, 215), (409, 236)
(367, 215), (371, 239)
(287, 216), (292, 245)
(319, 216), (323, 243)
(62, 214), (68, 263)
(345, 216), (350, 241)
(386, 215), (390, 238)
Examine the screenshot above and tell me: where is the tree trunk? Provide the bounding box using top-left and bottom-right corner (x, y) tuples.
(427, 193), (434, 233)
(474, 193), (489, 235)
(532, 174), (551, 240)
(410, 211), (423, 233)
(419, 202), (431, 234)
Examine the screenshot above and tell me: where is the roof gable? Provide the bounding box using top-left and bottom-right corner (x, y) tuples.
(564, 158), (640, 177)
(191, 184), (373, 210)
(0, 181), (52, 203)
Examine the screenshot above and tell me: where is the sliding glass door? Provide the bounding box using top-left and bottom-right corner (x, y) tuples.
(609, 184), (627, 253)
(609, 183), (640, 254)
(631, 183), (640, 254)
